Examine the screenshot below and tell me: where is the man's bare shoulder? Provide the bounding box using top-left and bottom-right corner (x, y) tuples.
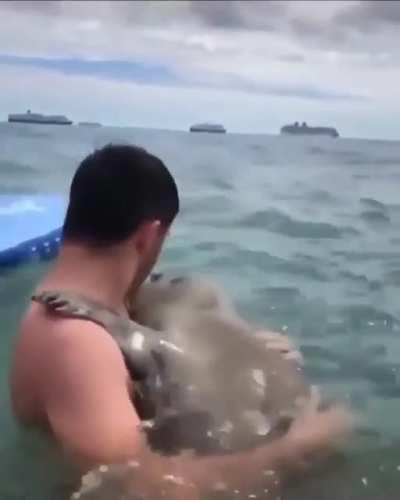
(24, 303), (116, 344)
(14, 305), (141, 462)
(12, 304), (130, 424)
(20, 304), (127, 377)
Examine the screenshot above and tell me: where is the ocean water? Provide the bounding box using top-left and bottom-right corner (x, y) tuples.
(1, 122), (400, 499)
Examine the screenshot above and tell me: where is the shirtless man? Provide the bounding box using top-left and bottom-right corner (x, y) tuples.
(10, 144), (352, 498)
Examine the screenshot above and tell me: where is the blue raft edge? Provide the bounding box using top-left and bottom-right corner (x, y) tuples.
(0, 227), (62, 269)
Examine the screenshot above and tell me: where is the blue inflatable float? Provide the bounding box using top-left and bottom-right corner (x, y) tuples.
(0, 195), (66, 269)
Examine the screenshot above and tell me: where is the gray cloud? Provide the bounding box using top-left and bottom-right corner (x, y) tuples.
(0, 0), (395, 104)
(281, 2), (400, 59)
(191, 71), (368, 102)
(1, 0), (288, 31)
(190, 0), (285, 31)
(238, 81), (366, 101)
(190, 1), (247, 29)
(278, 53), (305, 63)
(2, 0), (61, 15)
(0, 1), (396, 65)
(335, 1), (400, 32)
(290, 16), (350, 50)
(2, 0), (186, 25)
(3, 1), (400, 35)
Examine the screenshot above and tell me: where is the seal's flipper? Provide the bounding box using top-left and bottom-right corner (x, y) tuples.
(33, 290), (90, 320)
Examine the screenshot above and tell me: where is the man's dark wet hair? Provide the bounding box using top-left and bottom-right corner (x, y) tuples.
(62, 144), (179, 247)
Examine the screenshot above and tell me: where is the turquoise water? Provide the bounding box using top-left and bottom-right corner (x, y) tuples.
(1, 122), (400, 498)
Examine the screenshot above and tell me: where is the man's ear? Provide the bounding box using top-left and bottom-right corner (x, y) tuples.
(133, 219), (165, 254)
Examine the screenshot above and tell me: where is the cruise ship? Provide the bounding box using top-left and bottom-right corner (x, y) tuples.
(77, 121), (102, 128)
(8, 110), (73, 125)
(280, 122), (339, 138)
(190, 123), (226, 134)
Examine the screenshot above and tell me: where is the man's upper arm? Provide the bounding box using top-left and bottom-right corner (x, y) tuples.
(43, 320), (142, 466)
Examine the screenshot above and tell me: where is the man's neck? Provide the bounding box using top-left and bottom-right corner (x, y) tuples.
(38, 243), (138, 314)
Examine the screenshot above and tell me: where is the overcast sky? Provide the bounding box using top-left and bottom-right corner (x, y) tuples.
(0, 1), (399, 139)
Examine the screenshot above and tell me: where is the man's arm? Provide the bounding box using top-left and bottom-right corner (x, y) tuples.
(43, 320), (142, 467)
(44, 320), (353, 497)
(71, 396), (353, 498)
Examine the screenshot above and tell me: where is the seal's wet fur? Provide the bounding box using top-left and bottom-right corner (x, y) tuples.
(127, 274), (311, 451)
(68, 275), (313, 499)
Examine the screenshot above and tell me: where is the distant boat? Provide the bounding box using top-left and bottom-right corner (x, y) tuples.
(280, 122), (339, 138)
(190, 123), (226, 134)
(8, 110), (72, 125)
(78, 122), (102, 128)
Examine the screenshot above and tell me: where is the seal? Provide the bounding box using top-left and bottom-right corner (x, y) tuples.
(127, 273), (311, 453)
(33, 274), (311, 456)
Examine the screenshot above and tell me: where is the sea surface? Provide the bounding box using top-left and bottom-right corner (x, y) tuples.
(1, 122), (400, 499)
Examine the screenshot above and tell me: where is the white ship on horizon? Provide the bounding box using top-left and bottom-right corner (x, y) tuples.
(8, 110), (73, 125)
(190, 122), (226, 134)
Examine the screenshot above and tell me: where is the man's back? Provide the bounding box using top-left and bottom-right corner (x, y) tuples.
(11, 302), (50, 425)
(11, 295), (143, 468)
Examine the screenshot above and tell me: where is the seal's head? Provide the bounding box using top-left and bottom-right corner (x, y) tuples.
(127, 273), (236, 329)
